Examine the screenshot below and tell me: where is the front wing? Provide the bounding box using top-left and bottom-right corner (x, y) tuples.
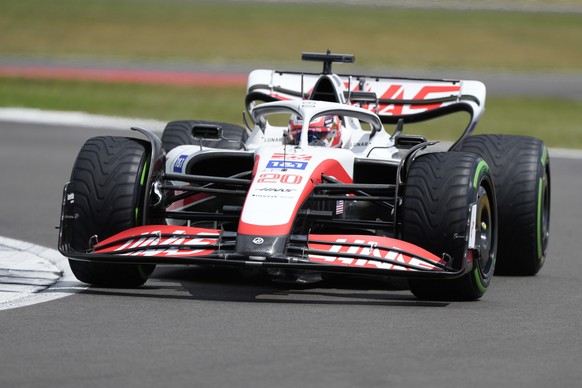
(59, 225), (469, 280)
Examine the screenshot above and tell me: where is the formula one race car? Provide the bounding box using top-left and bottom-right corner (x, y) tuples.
(58, 52), (551, 300)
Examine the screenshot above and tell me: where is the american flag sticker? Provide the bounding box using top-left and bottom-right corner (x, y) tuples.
(335, 200), (344, 215)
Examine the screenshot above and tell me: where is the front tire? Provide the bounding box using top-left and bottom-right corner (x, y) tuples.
(402, 152), (497, 301)
(67, 136), (155, 287)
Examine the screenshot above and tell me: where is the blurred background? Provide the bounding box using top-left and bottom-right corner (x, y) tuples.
(1, 0), (581, 147)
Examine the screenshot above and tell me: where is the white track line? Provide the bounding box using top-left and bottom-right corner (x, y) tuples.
(1, 107), (580, 159)
(0, 236), (86, 311)
(0, 107), (165, 133)
(547, 148), (582, 160)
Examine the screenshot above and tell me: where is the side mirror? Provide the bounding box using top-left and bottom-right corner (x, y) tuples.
(191, 124), (223, 140)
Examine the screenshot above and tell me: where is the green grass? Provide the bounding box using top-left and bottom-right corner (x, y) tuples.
(1, 0), (581, 148)
(477, 98), (582, 147)
(0, 0), (581, 72)
(0, 78), (246, 123)
(2, 77), (580, 148)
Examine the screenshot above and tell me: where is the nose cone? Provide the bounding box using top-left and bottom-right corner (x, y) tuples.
(235, 234), (288, 256)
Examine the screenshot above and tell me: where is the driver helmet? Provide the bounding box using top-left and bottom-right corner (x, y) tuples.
(288, 114), (342, 147)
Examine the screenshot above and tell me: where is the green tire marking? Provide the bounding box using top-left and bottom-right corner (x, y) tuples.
(473, 268), (487, 294)
(473, 160), (489, 188)
(536, 147), (547, 259)
(472, 159), (490, 295)
(537, 177), (543, 258)
(541, 146), (548, 166)
(140, 159), (149, 186)
(136, 158), (149, 225)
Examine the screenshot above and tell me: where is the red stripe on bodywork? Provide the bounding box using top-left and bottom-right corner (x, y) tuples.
(238, 158), (352, 236)
(94, 225), (220, 257)
(166, 192), (210, 211)
(308, 234), (444, 271)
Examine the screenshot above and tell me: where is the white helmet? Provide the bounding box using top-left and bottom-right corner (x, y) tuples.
(288, 114), (342, 147)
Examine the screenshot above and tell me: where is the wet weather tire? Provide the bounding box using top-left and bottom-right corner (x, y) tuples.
(161, 120), (248, 152)
(67, 136), (155, 287)
(460, 135), (550, 275)
(402, 152), (497, 301)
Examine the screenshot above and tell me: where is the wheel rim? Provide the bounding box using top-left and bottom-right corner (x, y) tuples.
(476, 185), (495, 277)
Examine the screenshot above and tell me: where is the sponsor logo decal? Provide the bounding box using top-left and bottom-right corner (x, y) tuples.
(309, 238), (440, 271)
(97, 228), (219, 257)
(256, 188), (296, 193)
(347, 83), (461, 115)
(173, 154), (188, 173)
(266, 160), (308, 170)
(252, 237), (264, 245)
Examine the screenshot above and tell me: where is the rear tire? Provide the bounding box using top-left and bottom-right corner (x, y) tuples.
(161, 120), (248, 152)
(460, 135), (550, 275)
(68, 136), (155, 287)
(402, 152), (497, 301)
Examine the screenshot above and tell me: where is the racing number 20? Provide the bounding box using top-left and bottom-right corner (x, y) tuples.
(257, 173), (302, 184)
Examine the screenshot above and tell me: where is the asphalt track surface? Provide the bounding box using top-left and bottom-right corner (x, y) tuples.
(0, 118), (581, 388)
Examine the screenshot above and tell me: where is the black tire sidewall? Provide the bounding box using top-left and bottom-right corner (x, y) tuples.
(402, 152), (496, 300)
(460, 134), (550, 275)
(68, 136), (155, 287)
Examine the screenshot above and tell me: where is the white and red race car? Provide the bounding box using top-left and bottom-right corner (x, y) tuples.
(59, 52), (551, 300)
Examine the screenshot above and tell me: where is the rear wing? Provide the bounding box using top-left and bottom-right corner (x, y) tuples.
(246, 69), (486, 145)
